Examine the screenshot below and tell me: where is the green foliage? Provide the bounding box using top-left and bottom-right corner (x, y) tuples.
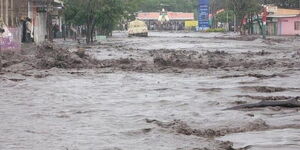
(64, 0), (124, 42)
(94, 0), (124, 35)
(125, 0), (299, 19)
(228, 0), (261, 23)
(63, 0), (299, 40)
(228, 0), (261, 15)
(64, 0), (123, 25)
(122, 0), (141, 20)
(260, 0), (300, 8)
(206, 28), (226, 32)
(215, 10), (234, 23)
(127, 0), (198, 12)
(64, 0), (87, 25)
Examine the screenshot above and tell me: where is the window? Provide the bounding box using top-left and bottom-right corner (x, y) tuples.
(295, 21), (300, 30)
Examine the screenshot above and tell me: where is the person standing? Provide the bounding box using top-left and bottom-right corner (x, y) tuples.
(53, 24), (59, 38)
(0, 18), (4, 33)
(25, 18), (33, 42)
(21, 17), (27, 43)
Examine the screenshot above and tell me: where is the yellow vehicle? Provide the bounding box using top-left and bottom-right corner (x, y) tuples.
(128, 20), (148, 37)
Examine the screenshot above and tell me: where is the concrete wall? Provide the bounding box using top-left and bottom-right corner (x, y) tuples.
(34, 12), (47, 43)
(267, 22), (277, 36)
(278, 16), (300, 35)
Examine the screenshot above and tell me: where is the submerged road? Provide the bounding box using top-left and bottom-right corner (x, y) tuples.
(1, 32), (300, 150)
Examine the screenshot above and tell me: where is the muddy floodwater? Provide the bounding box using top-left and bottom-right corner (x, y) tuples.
(1, 32), (300, 150)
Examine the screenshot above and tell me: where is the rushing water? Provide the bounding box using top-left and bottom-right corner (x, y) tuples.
(218, 129), (300, 150)
(1, 70), (300, 150)
(1, 32), (300, 150)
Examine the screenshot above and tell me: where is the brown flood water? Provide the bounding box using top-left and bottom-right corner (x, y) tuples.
(1, 32), (300, 150)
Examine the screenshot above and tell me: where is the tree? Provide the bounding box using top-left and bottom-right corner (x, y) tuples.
(228, 0), (261, 33)
(64, 0), (124, 43)
(46, 0), (54, 42)
(215, 10), (234, 23)
(95, 0), (124, 36)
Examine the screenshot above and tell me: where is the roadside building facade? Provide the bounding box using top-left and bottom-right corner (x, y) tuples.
(253, 6), (300, 36)
(137, 12), (194, 30)
(0, 0), (28, 27)
(0, 0), (63, 47)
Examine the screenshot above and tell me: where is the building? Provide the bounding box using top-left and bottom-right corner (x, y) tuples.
(0, 0), (27, 27)
(0, 0), (63, 45)
(270, 8), (300, 35)
(253, 6), (300, 36)
(137, 11), (194, 30)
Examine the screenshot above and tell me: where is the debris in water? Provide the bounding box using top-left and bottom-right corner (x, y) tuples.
(225, 97), (300, 110)
(234, 95), (297, 101)
(240, 86), (293, 93)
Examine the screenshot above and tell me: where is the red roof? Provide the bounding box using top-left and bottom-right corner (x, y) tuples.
(137, 12), (194, 20)
(137, 12), (160, 20)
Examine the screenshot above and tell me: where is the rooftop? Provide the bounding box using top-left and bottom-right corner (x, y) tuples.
(275, 8), (300, 15)
(267, 6), (300, 18)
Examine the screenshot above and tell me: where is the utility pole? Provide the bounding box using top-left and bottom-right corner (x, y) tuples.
(226, 0), (229, 32)
(226, 11), (229, 31)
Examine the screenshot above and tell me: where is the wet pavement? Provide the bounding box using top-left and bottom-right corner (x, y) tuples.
(1, 32), (300, 150)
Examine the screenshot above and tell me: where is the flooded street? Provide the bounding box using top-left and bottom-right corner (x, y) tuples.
(1, 32), (300, 150)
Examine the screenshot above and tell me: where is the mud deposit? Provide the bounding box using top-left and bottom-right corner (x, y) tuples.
(1, 32), (300, 150)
